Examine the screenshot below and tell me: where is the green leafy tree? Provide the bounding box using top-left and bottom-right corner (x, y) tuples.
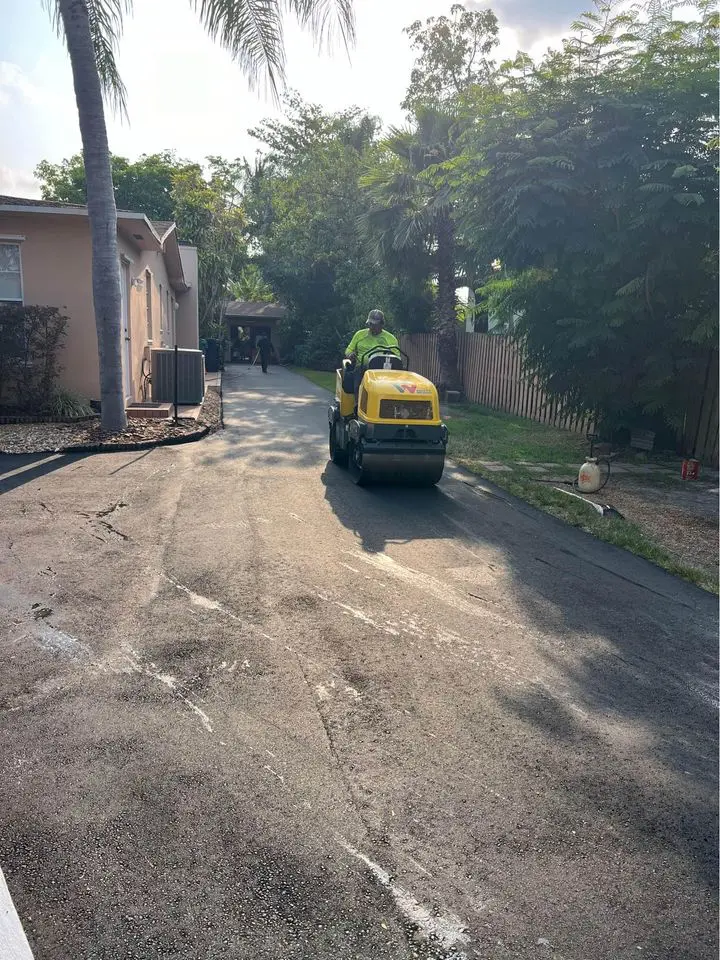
(245, 98), (397, 369)
(44, 0), (355, 430)
(361, 107), (463, 390)
(227, 264), (276, 302)
(461, 0), (719, 433)
(358, 3), (503, 390)
(172, 158), (248, 339)
(35, 151), (195, 219)
(402, 3), (499, 112)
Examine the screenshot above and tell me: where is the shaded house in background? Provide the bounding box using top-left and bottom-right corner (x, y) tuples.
(0, 195), (199, 406)
(223, 301), (287, 363)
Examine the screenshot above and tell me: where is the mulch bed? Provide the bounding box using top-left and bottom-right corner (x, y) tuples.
(0, 387), (222, 455)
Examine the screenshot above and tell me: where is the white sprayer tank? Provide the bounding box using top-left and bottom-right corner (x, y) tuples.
(577, 458), (603, 493)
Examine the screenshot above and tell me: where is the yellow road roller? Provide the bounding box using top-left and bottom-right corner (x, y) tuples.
(328, 347), (448, 485)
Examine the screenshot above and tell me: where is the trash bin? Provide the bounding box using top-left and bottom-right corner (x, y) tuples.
(204, 338), (222, 373)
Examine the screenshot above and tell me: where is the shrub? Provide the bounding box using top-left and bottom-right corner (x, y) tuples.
(45, 390), (94, 420)
(0, 304), (69, 413)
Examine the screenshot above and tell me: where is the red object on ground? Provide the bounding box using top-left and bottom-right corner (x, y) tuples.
(681, 458), (701, 480)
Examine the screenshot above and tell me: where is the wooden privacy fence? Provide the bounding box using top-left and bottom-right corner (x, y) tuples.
(399, 331), (594, 436)
(399, 332), (719, 464)
(678, 350), (719, 467)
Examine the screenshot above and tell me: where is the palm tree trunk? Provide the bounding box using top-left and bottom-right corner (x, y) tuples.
(434, 211), (461, 394)
(58, 0), (126, 431)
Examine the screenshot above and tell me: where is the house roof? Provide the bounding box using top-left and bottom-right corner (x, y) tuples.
(224, 300), (287, 319)
(0, 195), (166, 222)
(151, 220), (175, 240)
(0, 195), (190, 293)
(0, 195), (90, 210)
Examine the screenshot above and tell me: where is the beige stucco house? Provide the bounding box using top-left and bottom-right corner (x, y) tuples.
(0, 195), (199, 405)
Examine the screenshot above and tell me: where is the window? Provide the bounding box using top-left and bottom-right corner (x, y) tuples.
(167, 290), (173, 345)
(0, 242), (23, 302)
(145, 270), (152, 341)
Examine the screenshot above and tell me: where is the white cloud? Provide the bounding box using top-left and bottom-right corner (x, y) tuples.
(2, 0), (569, 184)
(0, 61), (44, 107)
(0, 166), (42, 198)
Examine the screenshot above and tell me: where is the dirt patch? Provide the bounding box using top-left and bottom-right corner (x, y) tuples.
(588, 476), (718, 578)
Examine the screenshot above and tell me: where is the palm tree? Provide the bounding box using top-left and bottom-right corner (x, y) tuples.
(48, 0), (355, 431)
(361, 107), (462, 393)
(227, 264), (275, 303)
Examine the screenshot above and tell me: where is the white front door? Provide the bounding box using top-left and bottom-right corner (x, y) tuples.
(120, 260), (132, 402)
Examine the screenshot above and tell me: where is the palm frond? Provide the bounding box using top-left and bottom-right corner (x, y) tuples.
(393, 208), (435, 251)
(192, 0), (286, 98)
(193, 0), (355, 100)
(285, 0), (356, 51)
(46, 0), (132, 116)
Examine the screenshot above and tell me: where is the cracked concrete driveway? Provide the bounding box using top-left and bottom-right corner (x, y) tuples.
(0, 365), (717, 960)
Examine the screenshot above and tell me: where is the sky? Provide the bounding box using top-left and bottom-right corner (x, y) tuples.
(0, 0), (584, 198)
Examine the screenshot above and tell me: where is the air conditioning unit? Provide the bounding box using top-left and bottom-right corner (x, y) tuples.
(151, 348), (205, 404)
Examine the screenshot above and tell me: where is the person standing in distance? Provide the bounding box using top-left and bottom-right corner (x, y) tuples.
(256, 333), (273, 374)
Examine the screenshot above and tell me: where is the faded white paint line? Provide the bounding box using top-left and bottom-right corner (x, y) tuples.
(338, 839), (469, 955)
(125, 654), (214, 733)
(318, 594), (400, 636)
(0, 865), (34, 960)
(264, 764), (285, 785)
(165, 576), (229, 616)
(339, 562), (360, 574)
(351, 551), (521, 632)
(149, 670), (214, 733)
(164, 577), (280, 647)
(693, 682), (719, 710)
(315, 683), (332, 702)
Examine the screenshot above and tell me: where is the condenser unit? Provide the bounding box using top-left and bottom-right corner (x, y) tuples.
(151, 348), (205, 404)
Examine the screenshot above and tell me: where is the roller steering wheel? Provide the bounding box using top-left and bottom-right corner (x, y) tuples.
(361, 346), (409, 370)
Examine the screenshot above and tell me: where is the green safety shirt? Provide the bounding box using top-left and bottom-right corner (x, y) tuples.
(345, 329), (400, 365)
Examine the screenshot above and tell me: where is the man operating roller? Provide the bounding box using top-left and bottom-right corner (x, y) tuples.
(345, 310), (400, 397)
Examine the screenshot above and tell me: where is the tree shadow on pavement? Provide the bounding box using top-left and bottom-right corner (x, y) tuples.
(199, 387), (328, 472)
(0, 452), (88, 495)
(320, 460), (719, 896)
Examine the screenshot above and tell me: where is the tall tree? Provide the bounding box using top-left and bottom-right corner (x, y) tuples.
(227, 264), (275, 303)
(52, 0), (127, 431)
(461, 0), (719, 432)
(361, 108), (463, 391)
(245, 98), (395, 369)
(402, 3), (499, 112)
(46, 0), (355, 431)
(172, 157), (248, 339)
(358, 3), (502, 392)
(36, 150), (195, 220)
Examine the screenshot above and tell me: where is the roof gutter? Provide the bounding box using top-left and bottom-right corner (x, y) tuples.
(0, 203), (163, 246)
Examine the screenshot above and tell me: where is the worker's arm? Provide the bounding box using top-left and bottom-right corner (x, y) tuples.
(385, 332), (400, 355)
(345, 330), (363, 359)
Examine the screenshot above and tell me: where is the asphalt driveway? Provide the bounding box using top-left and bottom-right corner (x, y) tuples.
(0, 364), (716, 959)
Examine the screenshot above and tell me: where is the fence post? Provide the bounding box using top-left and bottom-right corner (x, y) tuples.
(174, 344), (179, 422)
